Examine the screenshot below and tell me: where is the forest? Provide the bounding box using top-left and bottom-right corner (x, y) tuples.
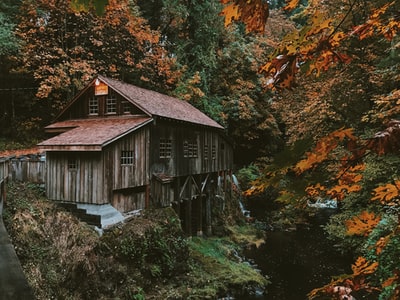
(1, 0), (400, 299)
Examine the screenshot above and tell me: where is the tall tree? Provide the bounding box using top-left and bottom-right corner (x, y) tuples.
(14, 0), (179, 119)
(138, 0), (283, 164)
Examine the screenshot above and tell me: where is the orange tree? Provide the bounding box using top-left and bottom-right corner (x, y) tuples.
(14, 0), (179, 121)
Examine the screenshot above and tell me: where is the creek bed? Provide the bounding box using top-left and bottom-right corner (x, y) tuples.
(242, 209), (353, 300)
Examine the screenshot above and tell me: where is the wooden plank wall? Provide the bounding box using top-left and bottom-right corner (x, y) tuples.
(104, 126), (149, 191)
(112, 191), (146, 212)
(45, 152), (105, 204)
(9, 158), (45, 183)
(0, 159), (9, 183)
(0, 156), (45, 184)
(150, 120), (233, 177)
(103, 126), (149, 212)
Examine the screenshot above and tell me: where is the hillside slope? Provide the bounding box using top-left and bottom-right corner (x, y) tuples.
(3, 182), (268, 299)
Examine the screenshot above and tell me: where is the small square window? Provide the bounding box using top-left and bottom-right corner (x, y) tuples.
(68, 159), (77, 170)
(121, 150), (134, 165)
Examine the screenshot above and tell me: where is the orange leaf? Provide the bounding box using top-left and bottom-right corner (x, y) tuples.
(294, 128), (356, 174)
(375, 235), (391, 255)
(220, 2), (240, 27)
(305, 183), (325, 197)
(345, 211), (381, 237)
(283, 0), (300, 11)
(371, 180), (400, 205)
(382, 273), (399, 288)
(220, 0), (269, 33)
(352, 257), (379, 276)
(259, 54), (298, 90)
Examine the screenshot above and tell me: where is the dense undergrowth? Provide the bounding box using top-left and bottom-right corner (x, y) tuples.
(3, 181), (268, 299)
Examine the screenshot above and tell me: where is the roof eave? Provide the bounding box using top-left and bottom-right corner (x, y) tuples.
(37, 145), (102, 152)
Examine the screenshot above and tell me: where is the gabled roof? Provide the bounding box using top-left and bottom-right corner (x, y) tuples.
(38, 117), (152, 151)
(58, 75), (223, 129)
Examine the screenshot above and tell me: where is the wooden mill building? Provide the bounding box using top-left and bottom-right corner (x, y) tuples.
(38, 75), (233, 234)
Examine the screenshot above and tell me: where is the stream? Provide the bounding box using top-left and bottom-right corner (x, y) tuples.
(242, 208), (353, 300)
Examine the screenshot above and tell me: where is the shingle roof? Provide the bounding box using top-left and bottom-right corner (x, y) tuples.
(97, 75), (223, 129)
(38, 117), (151, 151)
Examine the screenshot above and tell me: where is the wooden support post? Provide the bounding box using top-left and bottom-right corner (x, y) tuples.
(173, 176), (181, 214)
(186, 198), (191, 234)
(186, 176), (192, 234)
(205, 175), (214, 235)
(197, 196), (203, 236)
(145, 184), (150, 208)
(229, 169), (233, 199)
(197, 175), (203, 236)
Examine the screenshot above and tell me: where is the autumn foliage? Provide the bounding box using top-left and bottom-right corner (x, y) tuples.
(221, 0), (400, 90)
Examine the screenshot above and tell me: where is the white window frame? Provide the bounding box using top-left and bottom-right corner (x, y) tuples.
(106, 91), (117, 114)
(88, 97), (98, 115)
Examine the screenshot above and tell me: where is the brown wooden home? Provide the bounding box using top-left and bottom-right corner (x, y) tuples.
(38, 75), (233, 234)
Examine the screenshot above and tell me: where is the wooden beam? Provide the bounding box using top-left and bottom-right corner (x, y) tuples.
(201, 173), (210, 193)
(179, 176), (190, 200)
(191, 175), (201, 195)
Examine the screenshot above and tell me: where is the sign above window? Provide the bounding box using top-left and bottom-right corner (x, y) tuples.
(95, 80), (109, 96)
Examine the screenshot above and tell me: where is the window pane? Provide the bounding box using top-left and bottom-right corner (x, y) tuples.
(160, 138), (172, 158)
(212, 145), (216, 160)
(121, 150), (134, 165)
(184, 139), (198, 158)
(89, 97), (98, 115)
(121, 100), (131, 114)
(204, 144), (209, 160)
(106, 91), (117, 114)
(68, 159), (77, 170)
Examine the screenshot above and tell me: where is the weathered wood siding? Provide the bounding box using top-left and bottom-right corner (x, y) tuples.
(45, 152), (105, 204)
(0, 159), (9, 182)
(112, 191), (146, 212)
(59, 87), (144, 121)
(150, 119), (233, 177)
(151, 177), (174, 207)
(103, 126), (149, 191)
(103, 125), (150, 212)
(0, 156), (45, 184)
(9, 158), (45, 183)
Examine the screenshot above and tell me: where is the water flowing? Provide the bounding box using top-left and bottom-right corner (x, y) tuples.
(242, 207), (353, 299)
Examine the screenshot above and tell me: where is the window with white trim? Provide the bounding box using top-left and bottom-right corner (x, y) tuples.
(106, 91), (117, 114)
(88, 97), (98, 115)
(121, 100), (131, 114)
(121, 150), (134, 166)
